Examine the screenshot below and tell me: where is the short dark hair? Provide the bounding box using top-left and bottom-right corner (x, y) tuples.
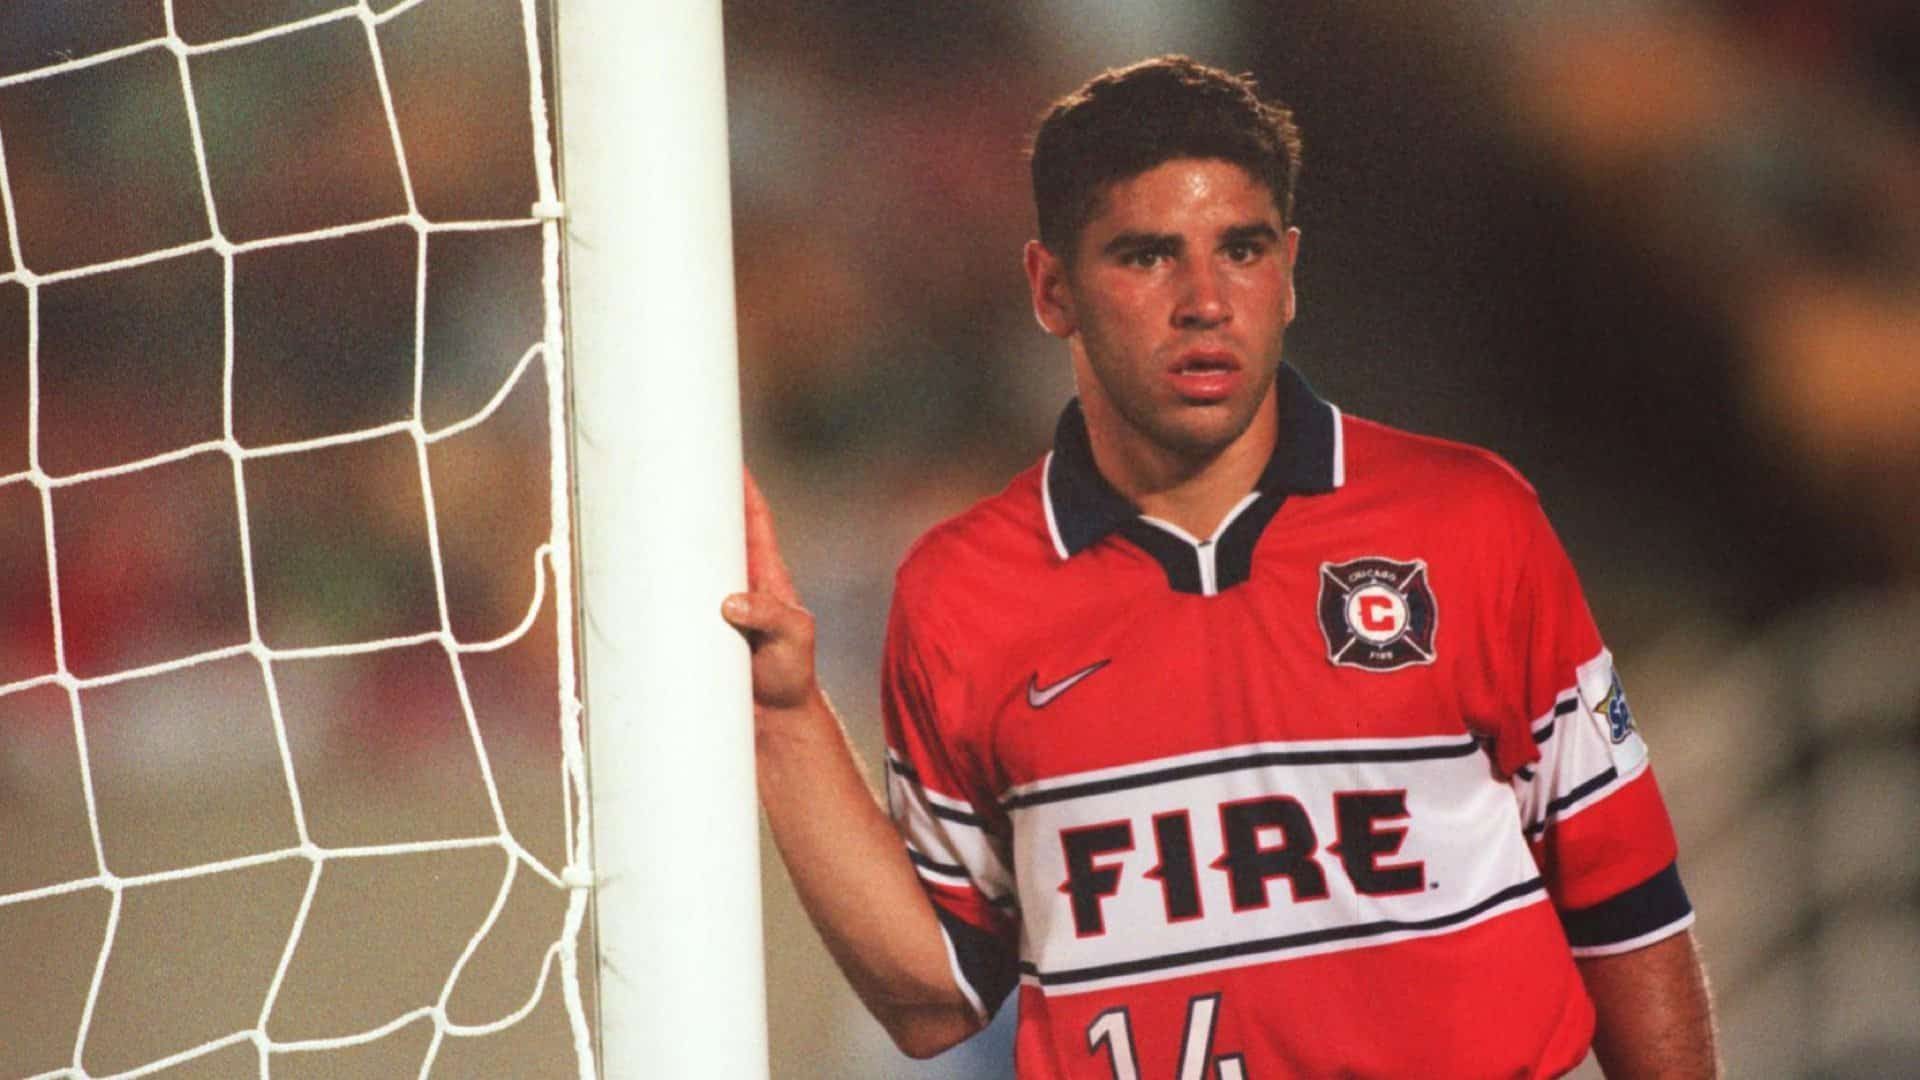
(1030, 55), (1302, 260)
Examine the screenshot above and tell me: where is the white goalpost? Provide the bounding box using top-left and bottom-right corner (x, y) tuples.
(0, 0), (764, 1076)
(555, 0), (768, 1077)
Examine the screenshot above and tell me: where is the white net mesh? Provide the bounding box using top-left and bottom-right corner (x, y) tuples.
(0, 1), (593, 1076)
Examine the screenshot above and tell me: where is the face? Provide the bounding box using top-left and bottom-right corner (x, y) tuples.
(1026, 158), (1300, 468)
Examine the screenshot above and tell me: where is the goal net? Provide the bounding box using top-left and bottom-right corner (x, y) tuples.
(0, 2), (601, 1075)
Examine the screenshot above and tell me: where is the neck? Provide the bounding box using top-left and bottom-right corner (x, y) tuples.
(1081, 394), (1279, 540)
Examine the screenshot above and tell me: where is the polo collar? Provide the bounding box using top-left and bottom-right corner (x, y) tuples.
(1042, 363), (1345, 562)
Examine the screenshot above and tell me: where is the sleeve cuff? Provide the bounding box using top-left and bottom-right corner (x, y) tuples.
(931, 903), (1018, 1022)
(1560, 860), (1694, 957)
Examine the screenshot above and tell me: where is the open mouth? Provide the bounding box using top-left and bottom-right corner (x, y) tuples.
(1174, 354), (1236, 374)
(1168, 353), (1241, 401)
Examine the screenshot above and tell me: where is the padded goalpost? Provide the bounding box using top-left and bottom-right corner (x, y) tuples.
(0, 0), (763, 1076)
(556, 0), (768, 1076)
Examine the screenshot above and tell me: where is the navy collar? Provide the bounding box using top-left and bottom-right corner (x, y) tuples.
(1042, 364), (1345, 561)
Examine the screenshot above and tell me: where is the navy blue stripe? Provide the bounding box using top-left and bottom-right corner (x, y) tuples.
(891, 758), (988, 826)
(1020, 878), (1546, 987)
(906, 848), (968, 879)
(1003, 739), (1482, 811)
(1533, 698), (1580, 744)
(930, 802), (986, 828)
(1561, 861), (1692, 949)
(932, 904), (1018, 1017)
(1523, 767), (1619, 837)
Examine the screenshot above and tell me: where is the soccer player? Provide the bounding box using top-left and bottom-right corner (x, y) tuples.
(723, 55), (1717, 1078)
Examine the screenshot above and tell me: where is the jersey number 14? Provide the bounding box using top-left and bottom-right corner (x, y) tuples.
(1087, 993), (1246, 1080)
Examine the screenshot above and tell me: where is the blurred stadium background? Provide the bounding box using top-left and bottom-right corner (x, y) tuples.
(3, 1), (1916, 1077)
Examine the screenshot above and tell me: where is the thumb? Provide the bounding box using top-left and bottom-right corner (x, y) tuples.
(721, 591), (806, 639)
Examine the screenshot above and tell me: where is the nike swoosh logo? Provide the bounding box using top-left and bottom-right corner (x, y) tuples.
(1026, 659), (1111, 709)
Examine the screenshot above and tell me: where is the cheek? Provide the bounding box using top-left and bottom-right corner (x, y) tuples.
(1078, 320), (1162, 402)
(1229, 264), (1287, 298)
(1082, 306), (1155, 373)
(1084, 286), (1162, 341)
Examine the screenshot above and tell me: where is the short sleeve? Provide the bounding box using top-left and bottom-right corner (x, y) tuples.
(881, 591), (1020, 1019)
(1492, 494), (1695, 957)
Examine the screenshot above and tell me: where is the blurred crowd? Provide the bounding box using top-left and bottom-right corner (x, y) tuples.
(0, 1), (1914, 1077)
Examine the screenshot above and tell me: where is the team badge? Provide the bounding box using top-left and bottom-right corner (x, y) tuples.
(1318, 557), (1438, 672)
(1596, 669), (1636, 744)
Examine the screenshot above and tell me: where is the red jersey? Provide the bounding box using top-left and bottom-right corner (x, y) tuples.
(883, 366), (1693, 1079)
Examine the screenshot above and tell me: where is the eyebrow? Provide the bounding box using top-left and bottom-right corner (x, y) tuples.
(1220, 223), (1281, 246)
(1101, 231), (1179, 257)
(1099, 222), (1281, 258)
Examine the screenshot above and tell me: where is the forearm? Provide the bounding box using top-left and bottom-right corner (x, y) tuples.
(756, 687), (982, 1056)
(724, 473), (981, 1056)
(1578, 929), (1717, 1078)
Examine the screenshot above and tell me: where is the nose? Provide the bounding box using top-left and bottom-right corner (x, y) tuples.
(1172, 259), (1231, 329)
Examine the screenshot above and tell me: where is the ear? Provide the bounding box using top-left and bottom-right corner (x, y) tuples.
(1280, 226), (1301, 325)
(1024, 239), (1077, 338)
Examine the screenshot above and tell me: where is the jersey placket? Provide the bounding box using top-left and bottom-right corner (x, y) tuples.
(1135, 490), (1264, 597)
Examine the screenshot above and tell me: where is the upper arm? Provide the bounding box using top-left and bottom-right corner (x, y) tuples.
(881, 589), (1022, 1028)
(1481, 488), (1694, 952)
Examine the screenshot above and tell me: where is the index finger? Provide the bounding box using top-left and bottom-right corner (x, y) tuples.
(743, 468), (800, 605)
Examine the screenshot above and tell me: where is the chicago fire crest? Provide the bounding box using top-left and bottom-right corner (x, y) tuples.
(1318, 557), (1438, 672)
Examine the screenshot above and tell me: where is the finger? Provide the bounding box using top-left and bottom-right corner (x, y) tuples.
(720, 592), (767, 634)
(742, 469), (799, 604)
(742, 472), (794, 599)
(720, 590), (803, 639)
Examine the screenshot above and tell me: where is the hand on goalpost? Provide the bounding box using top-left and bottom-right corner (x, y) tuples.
(721, 470), (820, 713)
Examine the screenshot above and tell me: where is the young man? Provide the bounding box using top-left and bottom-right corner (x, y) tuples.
(724, 56), (1717, 1078)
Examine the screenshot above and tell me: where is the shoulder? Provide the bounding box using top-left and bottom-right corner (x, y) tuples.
(1329, 413), (1568, 583)
(1341, 413), (1546, 524)
(891, 459), (1055, 642)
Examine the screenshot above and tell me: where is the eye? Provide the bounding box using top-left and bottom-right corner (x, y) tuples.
(1223, 240), (1266, 264)
(1121, 248), (1166, 269)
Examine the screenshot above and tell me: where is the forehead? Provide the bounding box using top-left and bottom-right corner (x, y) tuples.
(1082, 158), (1280, 238)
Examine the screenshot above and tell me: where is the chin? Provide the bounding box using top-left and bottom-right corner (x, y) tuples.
(1153, 407), (1256, 459)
